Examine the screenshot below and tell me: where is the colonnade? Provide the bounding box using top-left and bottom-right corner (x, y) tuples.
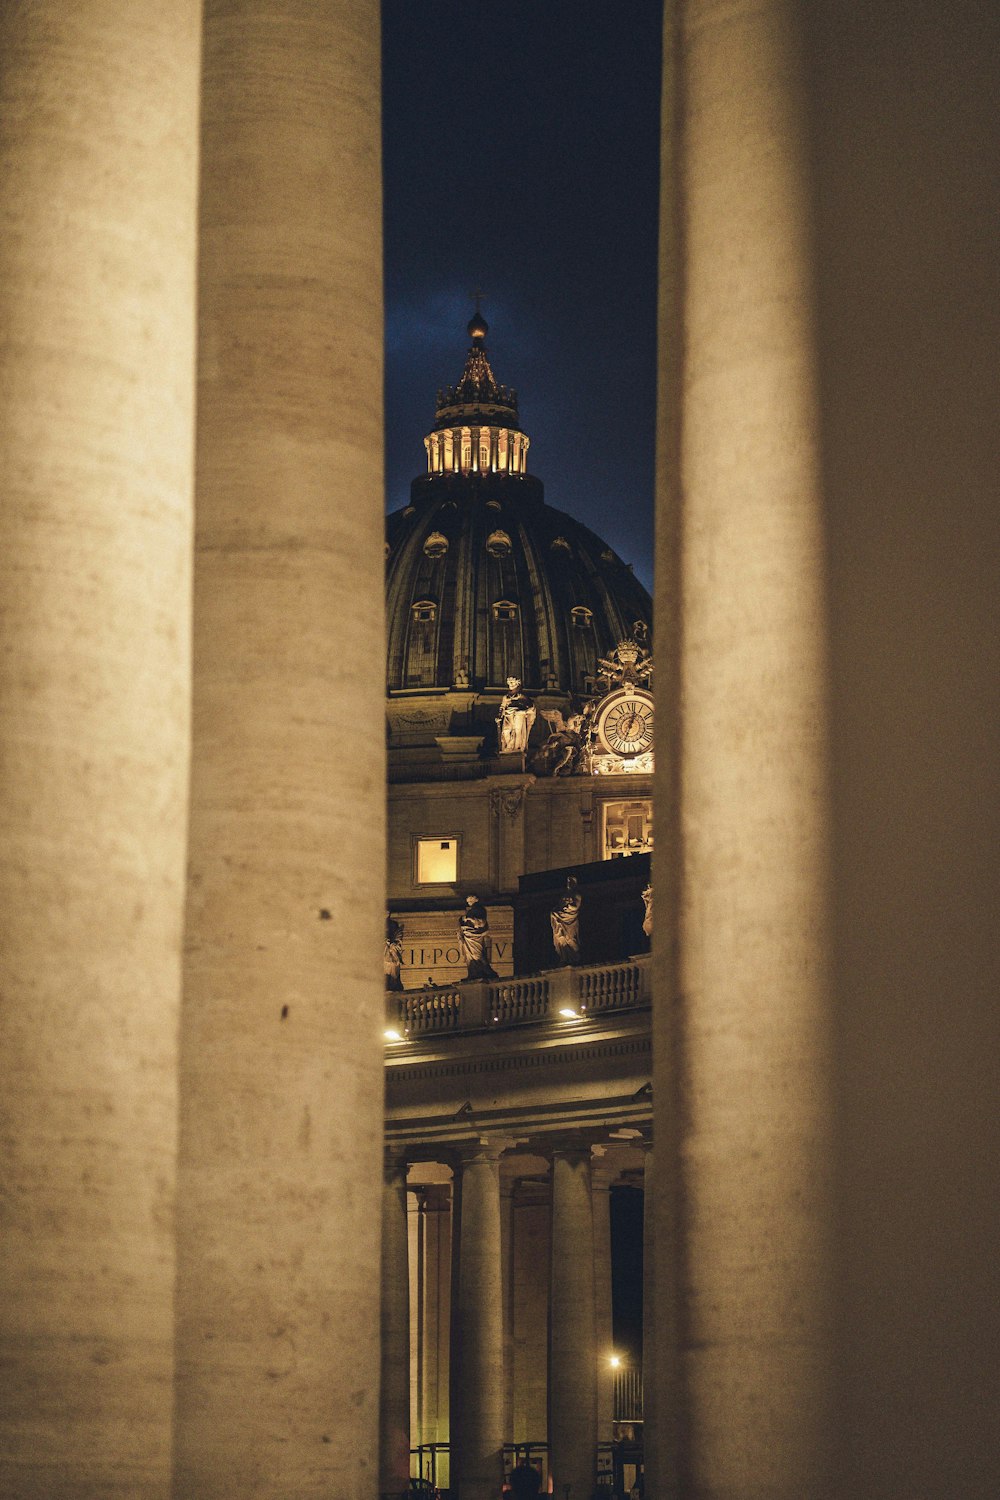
(379, 1142), (651, 1500)
(1, 3), (996, 1499)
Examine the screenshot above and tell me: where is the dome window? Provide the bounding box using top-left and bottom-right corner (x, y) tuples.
(551, 536), (571, 553)
(492, 599), (518, 622)
(486, 529), (512, 558)
(571, 605), (594, 628)
(403, 505), (415, 517)
(423, 530), (449, 559)
(411, 598), (437, 623)
(486, 499), (502, 510)
(601, 548), (616, 564)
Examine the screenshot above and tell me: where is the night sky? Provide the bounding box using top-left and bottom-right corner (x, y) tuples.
(381, 0), (663, 593)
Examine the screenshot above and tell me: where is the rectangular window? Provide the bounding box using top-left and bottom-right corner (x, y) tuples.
(601, 799), (653, 859)
(415, 835), (459, 885)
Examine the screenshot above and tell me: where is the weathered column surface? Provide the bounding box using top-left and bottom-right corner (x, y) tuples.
(0, 5), (199, 1497)
(381, 1152), (412, 1497)
(654, 1), (831, 1496)
(591, 1159), (616, 1445)
(549, 1145), (597, 1500)
(640, 1146), (657, 1500)
(174, 3), (385, 1498)
(804, 4), (1000, 1498)
(501, 1176), (516, 1445)
(453, 1145), (506, 1500)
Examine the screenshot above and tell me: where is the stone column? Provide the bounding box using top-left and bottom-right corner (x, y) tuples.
(381, 1151), (412, 1497)
(0, 6), (199, 1497)
(654, 2), (831, 1496)
(549, 1144), (597, 1500)
(452, 1144), (506, 1500)
(803, 8), (1000, 1499)
(591, 1156), (617, 1445)
(501, 1176), (517, 1446)
(640, 1146), (657, 1500)
(174, 4), (385, 1498)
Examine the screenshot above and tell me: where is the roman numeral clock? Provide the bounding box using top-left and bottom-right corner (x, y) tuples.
(593, 687), (655, 759)
(587, 624), (655, 775)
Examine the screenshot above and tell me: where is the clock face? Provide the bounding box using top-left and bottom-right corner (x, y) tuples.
(594, 689), (655, 758)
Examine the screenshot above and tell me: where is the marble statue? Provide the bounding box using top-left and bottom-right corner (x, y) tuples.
(550, 876), (583, 965)
(496, 676), (536, 753)
(536, 701), (594, 776)
(458, 895), (498, 980)
(641, 882), (653, 939)
(384, 915), (404, 991)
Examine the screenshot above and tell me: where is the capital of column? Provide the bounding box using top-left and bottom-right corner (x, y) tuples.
(546, 1129), (598, 1167)
(451, 1135), (520, 1169)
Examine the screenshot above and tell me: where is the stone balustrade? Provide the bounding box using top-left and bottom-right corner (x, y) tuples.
(386, 955), (650, 1039)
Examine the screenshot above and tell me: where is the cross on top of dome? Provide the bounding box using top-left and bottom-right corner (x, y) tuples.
(433, 303), (520, 431)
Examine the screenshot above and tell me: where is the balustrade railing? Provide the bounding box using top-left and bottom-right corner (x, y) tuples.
(578, 961), (642, 1013)
(386, 956), (649, 1040)
(488, 976), (549, 1025)
(397, 987), (463, 1035)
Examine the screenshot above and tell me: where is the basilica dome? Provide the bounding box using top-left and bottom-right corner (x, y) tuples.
(386, 319), (651, 698)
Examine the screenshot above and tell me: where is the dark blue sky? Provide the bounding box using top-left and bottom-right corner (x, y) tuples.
(381, 0), (663, 592)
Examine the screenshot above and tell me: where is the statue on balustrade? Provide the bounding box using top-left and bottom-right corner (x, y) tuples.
(384, 915), (404, 991)
(496, 675), (536, 753)
(641, 882), (653, 939)
(550, 876), (583, 965)
(458, 895), (498, 980)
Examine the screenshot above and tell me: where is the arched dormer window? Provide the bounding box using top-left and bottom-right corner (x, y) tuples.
(551, 536), (571, 554)
(411, 598), (437, 623)
(492, 599), (518, 622)
(486, 529), (512, 558)
(423, 530), (448, 559)
(571, 605), (594, 628)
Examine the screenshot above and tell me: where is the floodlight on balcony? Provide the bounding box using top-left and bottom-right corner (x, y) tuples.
(384, 1027), (404, 1042)
(558, 1007), (580, 1020)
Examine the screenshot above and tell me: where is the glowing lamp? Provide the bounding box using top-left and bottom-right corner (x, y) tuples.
(384, 1028), (404, 1042)
(558, 1007), (579, 1020)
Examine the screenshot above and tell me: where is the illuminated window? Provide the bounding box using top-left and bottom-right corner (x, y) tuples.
(497, 429), (509, 469)
(443, 431), (455, 471)
(423, 530), (448, 559)
(571, 605), (593, 627)
(492, 599), (518, 622)
(411, 598), (436, 623)
(415, 836), (459, 885)
(602, 800), (654, 859)
(486, 529), (512, 558)
(479, 430), (491, 470)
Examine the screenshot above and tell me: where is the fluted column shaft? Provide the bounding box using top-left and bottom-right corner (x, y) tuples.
(0, 6), (200, 1496)
(654, 1), (831, 1495)
(453, 1147), (506, 1500)
(549, 1147), (597, 1500)
(381, 1152), (412, 1496)
(174, 3), (385, 1497)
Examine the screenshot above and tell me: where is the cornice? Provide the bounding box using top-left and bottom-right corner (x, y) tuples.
(385, 1007), (651, 1085)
